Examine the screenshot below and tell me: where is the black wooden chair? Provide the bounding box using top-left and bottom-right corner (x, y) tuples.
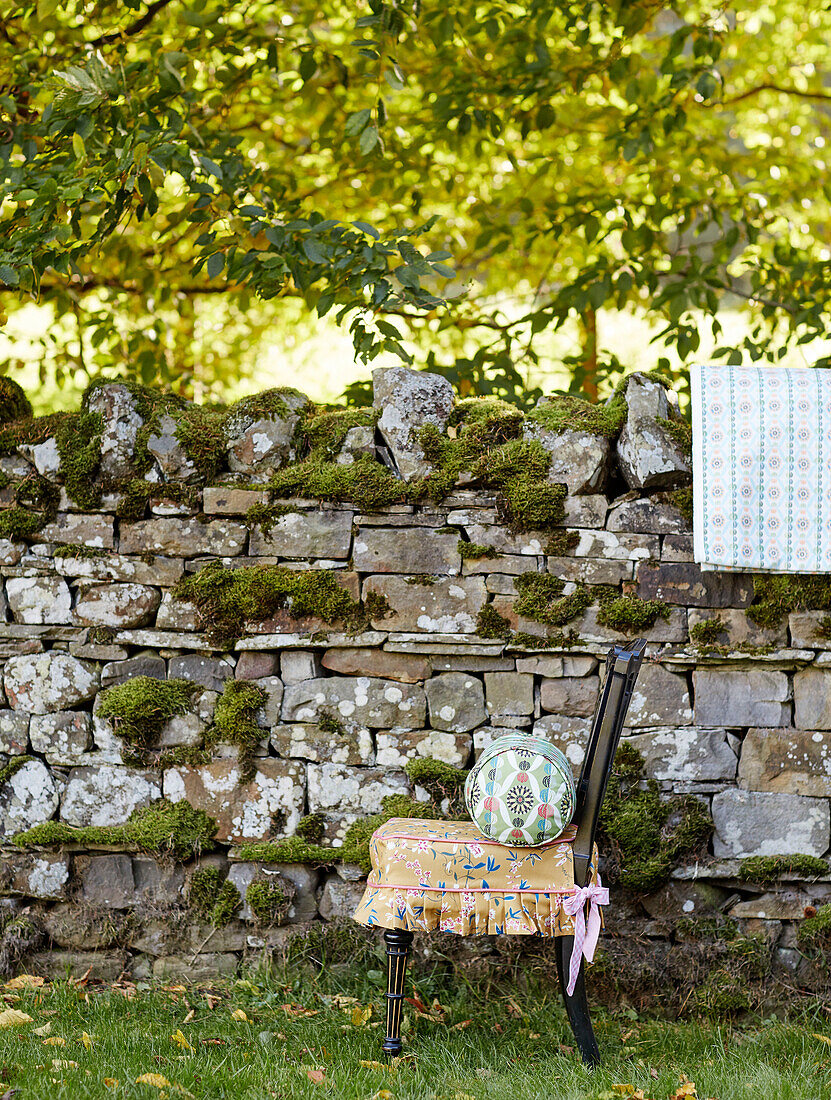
(353, 639), (646, 1066)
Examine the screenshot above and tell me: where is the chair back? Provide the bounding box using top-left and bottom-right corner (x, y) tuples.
(570, 639), (646, 886)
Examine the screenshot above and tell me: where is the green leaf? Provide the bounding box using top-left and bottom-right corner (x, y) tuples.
(352, 221), (380, 239)
(206, 253), (224, 278)
(345, 109), (372, 137)
(71, 132), (86, 160)
(359, 126), (379, 155)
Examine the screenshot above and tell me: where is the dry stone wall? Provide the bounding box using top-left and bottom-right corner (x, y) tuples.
(0, 370), (828, 1003)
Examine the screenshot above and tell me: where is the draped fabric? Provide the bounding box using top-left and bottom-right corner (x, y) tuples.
(352, 818), (600, 939)
(692, 363), (831, 573)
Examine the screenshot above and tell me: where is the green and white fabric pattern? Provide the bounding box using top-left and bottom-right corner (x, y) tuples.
(692, 363), (831, 573)
(465, 734), (576, 846)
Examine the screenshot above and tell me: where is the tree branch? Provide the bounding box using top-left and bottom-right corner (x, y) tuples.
(88, 0), (177, 46)
(719, 82), (831, 107)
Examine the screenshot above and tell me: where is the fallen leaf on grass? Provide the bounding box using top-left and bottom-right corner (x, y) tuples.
(5, 975), (43, 990)
(279, 1003), (318, 1017)
(42, 1036), (66, 1046)
(136, 1073), (171, 1088)
(182, 1010), (195, 1025)
(371, 1091), (394, 1100)
(52, 1059), (79, 1069)
(451, 1020), (472, 1030)
(81, 1031), (94, 1050)
(33, 1023), (51, 1036)
(673, 1078), (697, 1099)
(612, 1088), (646, 1100)
(360, 1060), (395, 1073)
(351, 1004), (373, 1026)
(812, 1033), (831, 1045)
(171, 1029), (194, 1052)
(0, 1009), (32, 1028)
(305, 1068), (326, 1084)
(103, 1081), (119, 1090)
(230, 1009), (248, 1022)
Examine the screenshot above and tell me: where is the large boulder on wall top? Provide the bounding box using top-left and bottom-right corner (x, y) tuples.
(372, 367), (454, 480)
(523, 398), (612, 496)
(615, 373), (691, 491)
(224, 388), (311, 481)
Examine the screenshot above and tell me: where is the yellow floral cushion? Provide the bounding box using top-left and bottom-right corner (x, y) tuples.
(353, 817), (599, 938)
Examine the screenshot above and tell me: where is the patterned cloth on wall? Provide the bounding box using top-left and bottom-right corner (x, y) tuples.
(692, 363), (831, 573)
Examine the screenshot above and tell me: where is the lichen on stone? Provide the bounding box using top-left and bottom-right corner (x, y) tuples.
(12, 798), (218, 861)
(97, 676), (198, 750)
(0, 755), (33, 788)
(173, 560), (390, 645)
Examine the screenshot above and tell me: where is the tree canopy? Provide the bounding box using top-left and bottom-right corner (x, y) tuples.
(2, 1), (831, 405)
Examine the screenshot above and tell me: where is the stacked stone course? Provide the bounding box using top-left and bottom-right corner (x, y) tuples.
(0, 369), (828, 1000)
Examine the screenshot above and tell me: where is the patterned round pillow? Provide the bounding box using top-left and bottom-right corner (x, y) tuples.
(464, 734), (576, 846)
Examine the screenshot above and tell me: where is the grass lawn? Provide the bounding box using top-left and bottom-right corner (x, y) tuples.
(0, 964), (829, 1100)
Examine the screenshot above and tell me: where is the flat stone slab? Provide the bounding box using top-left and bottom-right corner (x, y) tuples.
(353, 527), (461, 574)
(321, 648), (430, 683)
(120, 517), (247, 557)
(60, 765), (161, 827)
(627, 663), (692, 728)
(636, 562), (754, 608)
(693, 669), (791, 727)
(3, 651), (99, 714)
(164, 759), (305, 842)
(712, 788), (830, 857)
(248, 511), (353, 559)
(624, 727), (737, 782)
(282, 676), (426, 729)
(363, 575), (486, 633)
(74, 583), (161, 628)
(739, 727), (831, 796)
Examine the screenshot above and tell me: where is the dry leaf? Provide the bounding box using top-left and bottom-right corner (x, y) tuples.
(371, 1092), (394, 1100)
(104, 1080), (119, 1090)
(811, 1033), (831, 1045)
(182, 1010), (195, 1025)
(5, 975), (44, 990)
(673, 1078), (697, 1099)
(136, 1073), (172, 1088)
(204, 994), (220, 1010)
(33, 1023), (52, 1036)
(305, 1068), (326, 1084)
(171, 1029), (194, 1052)
(81, 1032), (94, 1050)
(43, 1036), (66, 1046)
(230, 1008), (248, 1022)
(52, 1059), (79, 1069)
(451, 1020), (472, 1030)
(351, 1004), (373, 1026)
(279, 1003), (318, 1017)
(360, 1060), (395, 1073)
(0, 1009), (33, 1028)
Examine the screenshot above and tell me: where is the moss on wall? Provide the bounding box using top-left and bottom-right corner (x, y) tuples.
(173, 560), (390, 646)
(0, 755), (32, 788)
(97, 677), (198, 751)
(13, 799), (218, 861)
(596, 595), (670, 633)
(747, 575), (831, 628)
(0, 377), (33, 424)
(513, 574), (592, 627)
(209, 680), (267, 782)
(189, 867), (242, 927)
(739, 855), (828, 884)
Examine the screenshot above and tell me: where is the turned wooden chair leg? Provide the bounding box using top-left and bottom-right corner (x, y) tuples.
(382, 928), (413, 1057)
(556, 934), (601, 1067)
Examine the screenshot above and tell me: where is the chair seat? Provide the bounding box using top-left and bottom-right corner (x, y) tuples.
(353, 817), (599, 938)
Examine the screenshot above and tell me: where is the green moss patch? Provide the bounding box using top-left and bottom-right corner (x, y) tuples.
(457, 539), (497, 561)
(799, 902), (831, 950)
(55, 410), (103, 508)
(596, 595), (670, 633)
(747, 575), (831, 628)
(513, 574), (592, 627)
(116, 478), (198, 521)
(657, 415), (692, 457)
(340, 794), (439, 874)
(52, 543), (109, 560)
(173, 560), (390, 646)
(739, 854), (828, 884)
(302, 407), (379, 454)
(189, 867), (241, 927)
(546, 530), (580, 556)
(475, 603), (513, 639)
(247, 878), (292, 925)
(0, 377), (33, 424)
(0, 471), (60, 541)
(13, 799), (217, 861)
(405, 758), (468, 817)
(295, 812), (325, 842)
(233, 836), (338, 865)
(209, 680), (266, 782)
(599, 745), (712, 892)
(689, 617), (726, 646)
(97, 677), (198, 750)
(528, 394), (626, 438)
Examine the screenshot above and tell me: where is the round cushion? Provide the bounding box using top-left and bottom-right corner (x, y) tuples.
(464, 734), (576, 846)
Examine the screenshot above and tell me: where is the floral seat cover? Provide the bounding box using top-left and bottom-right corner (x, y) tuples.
(353, 817), (600, 938)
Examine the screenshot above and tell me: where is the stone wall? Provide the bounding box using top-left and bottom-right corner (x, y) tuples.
(0, 369), (829, 1004)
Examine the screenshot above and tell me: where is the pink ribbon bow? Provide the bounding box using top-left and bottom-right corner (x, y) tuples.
(562, 877), (609, 996)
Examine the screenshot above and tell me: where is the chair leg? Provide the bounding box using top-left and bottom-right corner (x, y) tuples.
(382, 928), (413, 1058)
(556, 934), (601, 1068)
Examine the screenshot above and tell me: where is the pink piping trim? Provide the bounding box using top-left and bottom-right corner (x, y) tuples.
(375, 826), (577, 847)
(366, 882), (579, 896)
